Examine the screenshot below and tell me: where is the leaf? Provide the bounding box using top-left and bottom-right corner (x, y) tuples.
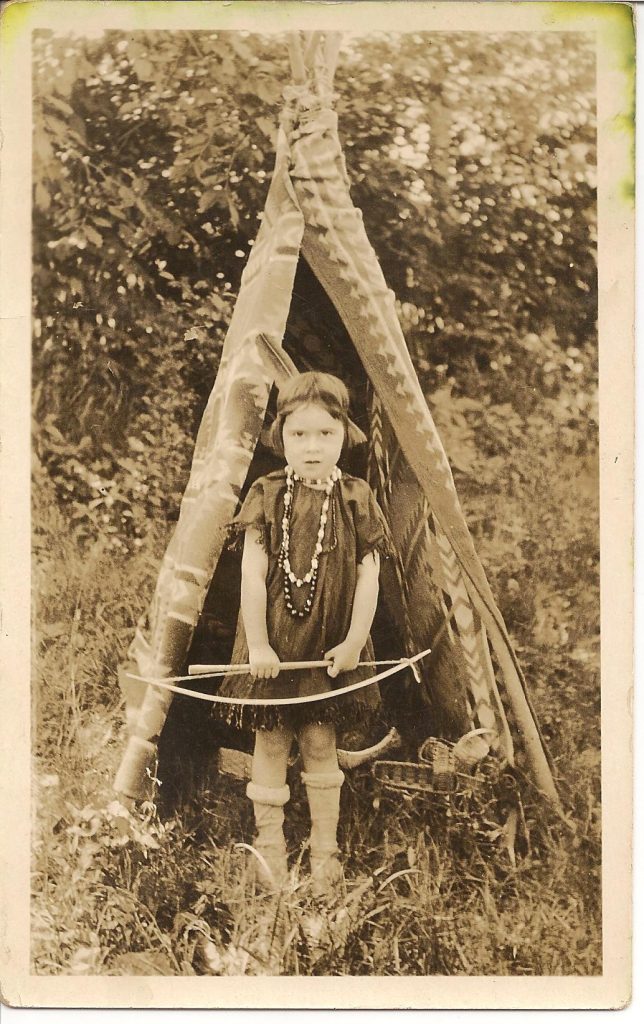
(199, 939), (226, 975)
(503, 807), (518, 869)
(34, 133), (54, 166)
(255, 116), (275, 141)
(84, 225), (103, 248)
(133, 57), (155, 81)
(35, 183), (51, 211)
(197, 189), (219, 214)
(69, 114), (87, 144)
(255, 77), (281, 107)
(46, 95), (75, 118)
(575, 748), (601, 772)
(39, 621), (68, 640)
(54, 65), (76, 99)
(164, 223), (182, 246)
(227, 196), (240, 230)
(67, 944), (102, 976)
(115, 455), (142, 474)
(229, 36), (253, 62)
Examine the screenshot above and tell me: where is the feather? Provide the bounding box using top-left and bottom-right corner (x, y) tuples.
(256, 332), (299, 383)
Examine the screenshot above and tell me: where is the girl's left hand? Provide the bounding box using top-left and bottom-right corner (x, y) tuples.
(324, 640), (362, 678)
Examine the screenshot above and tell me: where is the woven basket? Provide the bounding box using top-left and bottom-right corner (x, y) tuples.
(372, 735), (490, 795)
(371, 757), (458, 794)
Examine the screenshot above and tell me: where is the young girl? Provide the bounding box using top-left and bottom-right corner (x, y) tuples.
(217, 371), (391, 897)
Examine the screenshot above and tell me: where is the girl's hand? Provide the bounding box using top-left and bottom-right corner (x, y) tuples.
(249, 644), (280, 679)
(324, 640), (362, 678)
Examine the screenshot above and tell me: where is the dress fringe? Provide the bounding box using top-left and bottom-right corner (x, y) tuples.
(211, 687), (380, 732)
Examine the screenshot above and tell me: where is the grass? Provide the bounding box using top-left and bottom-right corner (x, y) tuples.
(31, 421), (602, 978)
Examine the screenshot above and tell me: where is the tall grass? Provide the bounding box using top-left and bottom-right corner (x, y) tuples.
(31, 420), (601, 977)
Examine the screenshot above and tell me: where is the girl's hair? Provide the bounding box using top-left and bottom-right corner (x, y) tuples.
(266, 371), (367, 456)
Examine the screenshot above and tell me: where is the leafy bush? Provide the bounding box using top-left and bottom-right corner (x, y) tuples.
(32, 29), (595, 551)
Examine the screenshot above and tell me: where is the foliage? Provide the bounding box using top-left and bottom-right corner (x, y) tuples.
(339, 32), (596, 395)
(32, 28), (596, 549)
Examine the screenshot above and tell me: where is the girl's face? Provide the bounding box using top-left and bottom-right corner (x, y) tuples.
(282, 402), (344, 481)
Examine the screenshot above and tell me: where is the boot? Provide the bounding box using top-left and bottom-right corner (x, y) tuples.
(246, 781), (290, 892)
(301, 769), (345, 899)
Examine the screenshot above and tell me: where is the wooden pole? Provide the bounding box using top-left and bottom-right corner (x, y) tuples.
(324, 32), (342, 87)
(303, 30), (323, 68)
(288, 32), (306, 84)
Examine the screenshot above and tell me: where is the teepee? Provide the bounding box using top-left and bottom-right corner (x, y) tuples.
(115, 32), (559, 808)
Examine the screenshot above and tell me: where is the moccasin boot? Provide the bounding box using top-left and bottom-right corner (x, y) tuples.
(246, 781), (290, 892)
(301, 769), (345, 899)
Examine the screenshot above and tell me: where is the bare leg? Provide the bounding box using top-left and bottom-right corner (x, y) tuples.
(252, 726), (294, 786)
(298, 721), (338, 775)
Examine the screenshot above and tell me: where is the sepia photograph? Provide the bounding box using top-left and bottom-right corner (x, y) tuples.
(0, 0), (634, 1010)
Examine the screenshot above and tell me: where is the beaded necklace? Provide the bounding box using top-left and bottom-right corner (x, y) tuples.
(279, 464), (341, 618)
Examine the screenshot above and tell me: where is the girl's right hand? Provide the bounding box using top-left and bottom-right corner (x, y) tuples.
(249, 644), (281, 679)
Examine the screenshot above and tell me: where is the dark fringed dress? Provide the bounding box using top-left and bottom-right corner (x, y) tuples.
(214, 469), (392, 731)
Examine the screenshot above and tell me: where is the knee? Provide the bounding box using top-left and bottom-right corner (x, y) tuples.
(256, 728), (292, 762)
(298, 725), (336, 765)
